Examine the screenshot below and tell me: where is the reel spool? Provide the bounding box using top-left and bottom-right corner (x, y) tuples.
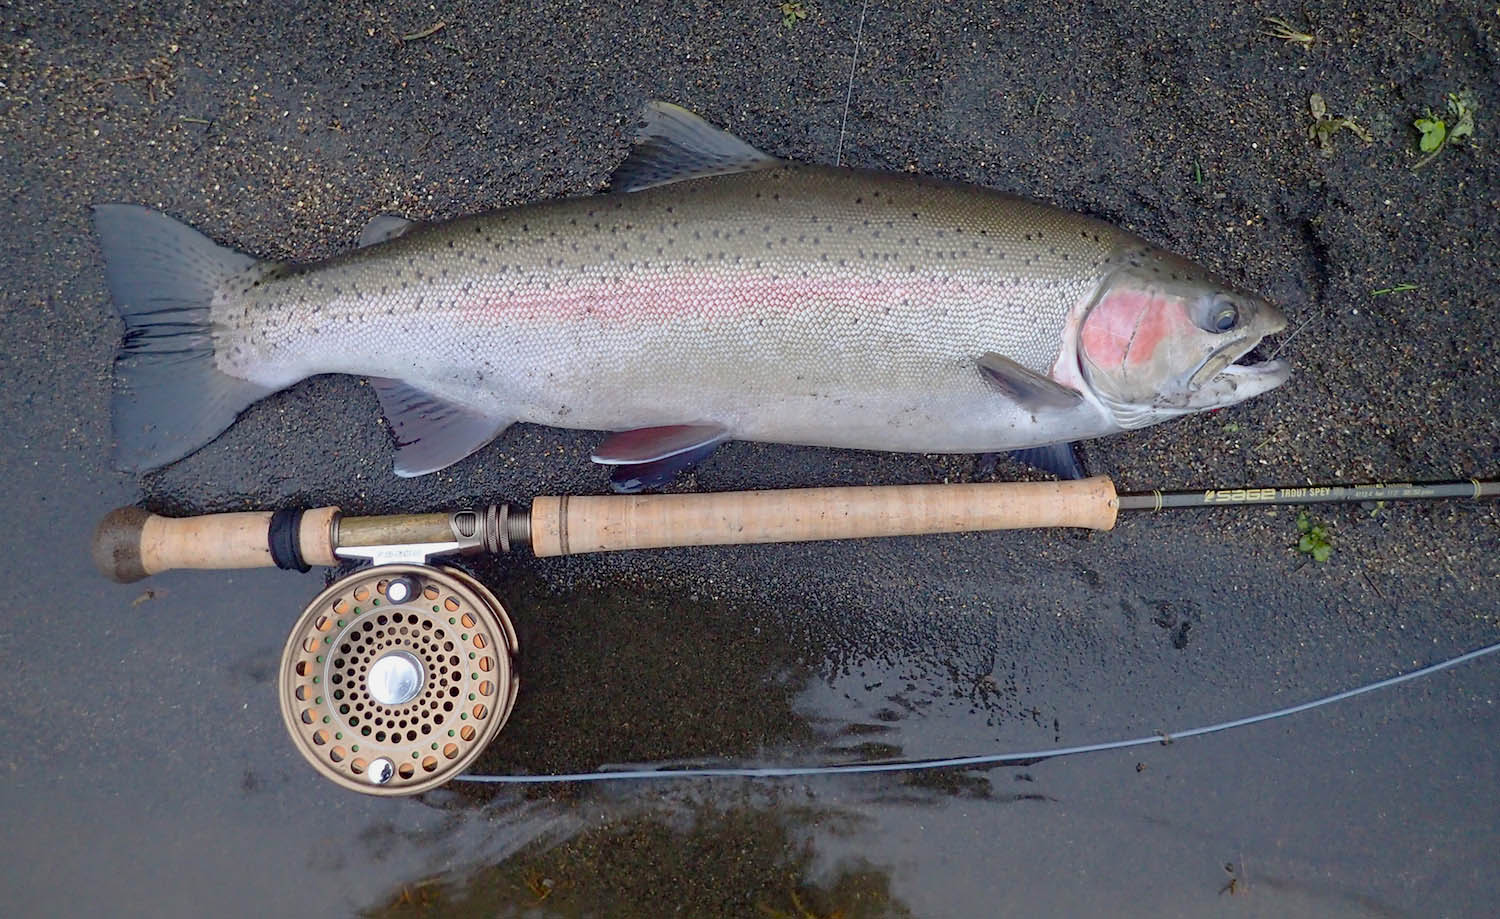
(279, 564), (519, 795)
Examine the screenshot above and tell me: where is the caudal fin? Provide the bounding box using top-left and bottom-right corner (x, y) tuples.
(93, 204), (275, 473)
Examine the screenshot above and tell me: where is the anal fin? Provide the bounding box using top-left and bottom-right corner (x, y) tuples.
(368, 378), (509, 477)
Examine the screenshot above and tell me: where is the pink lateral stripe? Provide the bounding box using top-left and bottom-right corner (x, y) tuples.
(455, 272), (993, 324)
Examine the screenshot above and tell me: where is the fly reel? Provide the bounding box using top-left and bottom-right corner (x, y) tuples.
(279, 563), (519, 795)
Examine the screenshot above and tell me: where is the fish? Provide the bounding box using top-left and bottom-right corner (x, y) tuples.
(94, 101), (1289, 490)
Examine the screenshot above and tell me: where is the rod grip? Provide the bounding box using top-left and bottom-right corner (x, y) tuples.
(529, 476), (1118, 557)
(92, 506), (340, 583)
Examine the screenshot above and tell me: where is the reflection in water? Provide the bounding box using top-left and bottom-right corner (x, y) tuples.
(365, 796), (912, 918)
(460, 563), (825, 779)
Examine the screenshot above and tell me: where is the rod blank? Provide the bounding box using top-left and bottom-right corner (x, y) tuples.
(1118, 479), (1496, 512)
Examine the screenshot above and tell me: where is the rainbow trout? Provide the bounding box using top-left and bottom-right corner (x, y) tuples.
(96, 102), (1288, 490)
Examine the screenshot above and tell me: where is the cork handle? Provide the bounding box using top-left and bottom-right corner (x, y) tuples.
(93, 506), (340, 583)
(529, 476), (1118, 557)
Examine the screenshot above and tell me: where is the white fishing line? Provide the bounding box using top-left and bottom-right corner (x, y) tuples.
(455, 639), (1500, 785)
(835, 0), (870, 167)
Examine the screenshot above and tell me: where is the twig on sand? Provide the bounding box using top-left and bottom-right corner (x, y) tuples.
(401, 21), (447, 42)
(89, 57), (174, 104)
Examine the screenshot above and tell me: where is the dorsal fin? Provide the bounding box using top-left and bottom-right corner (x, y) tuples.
(608, 101), (780, 192)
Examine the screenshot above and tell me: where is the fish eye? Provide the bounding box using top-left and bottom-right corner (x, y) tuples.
(1211, 301), (1239, 333)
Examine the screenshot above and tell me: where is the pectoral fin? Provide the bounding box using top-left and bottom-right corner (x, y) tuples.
(369, 378), (509, 477)
(1009, 443), (1086, 480)
(977, 353), (1084, 412)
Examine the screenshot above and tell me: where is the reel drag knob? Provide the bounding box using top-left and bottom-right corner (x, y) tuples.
(367, 651), (424, 707)
(278, 564), (520, 795)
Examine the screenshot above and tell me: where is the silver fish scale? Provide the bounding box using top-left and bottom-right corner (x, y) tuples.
(218, 164), (1128, 452)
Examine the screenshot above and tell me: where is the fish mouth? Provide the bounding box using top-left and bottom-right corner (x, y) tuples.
(1187, 337), (1291, 406)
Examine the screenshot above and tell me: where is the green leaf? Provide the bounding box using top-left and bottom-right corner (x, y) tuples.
(1312, 544), (1333, 563)
(1298, 535), (1315, 552)
(1296, 511), (1311, 533)
(1415, 116), (1446, 153)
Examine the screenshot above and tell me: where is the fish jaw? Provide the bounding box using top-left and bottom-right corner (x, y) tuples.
(1185, 357), (1293, 411)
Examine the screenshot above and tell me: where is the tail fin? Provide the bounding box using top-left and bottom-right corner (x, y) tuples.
(93, 204), (276, 473)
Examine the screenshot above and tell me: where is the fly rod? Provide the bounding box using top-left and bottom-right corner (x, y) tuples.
(89, 475), (1497, 796)
(93, 476), (1496, 584)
